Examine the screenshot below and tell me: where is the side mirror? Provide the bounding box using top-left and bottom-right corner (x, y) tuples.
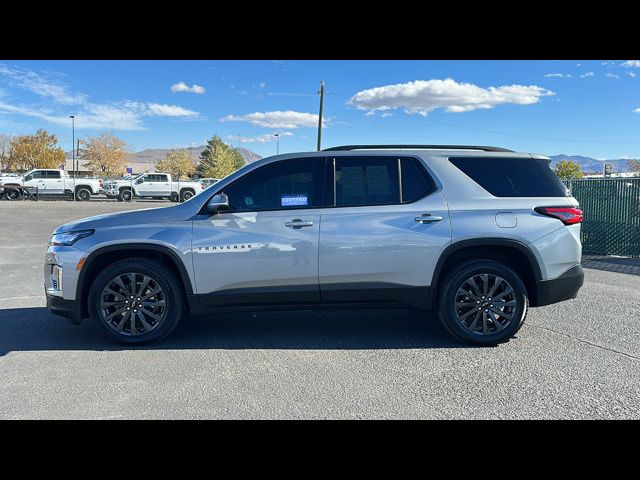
(136, 178), (144, 184)
(206, 193), (229, 213)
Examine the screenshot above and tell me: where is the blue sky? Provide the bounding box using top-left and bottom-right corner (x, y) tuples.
(1, 60), (639, 159)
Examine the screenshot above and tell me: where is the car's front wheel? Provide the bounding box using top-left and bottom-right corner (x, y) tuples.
(89, 258), (184, 344)
(437, 260), (528, 345)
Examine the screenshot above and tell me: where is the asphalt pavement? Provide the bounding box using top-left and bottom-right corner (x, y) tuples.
(0, 201), (638, 419)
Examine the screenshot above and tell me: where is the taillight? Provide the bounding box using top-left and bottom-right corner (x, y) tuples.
(99, 179), (103, 188)
(201, 183), (205, 190)
(535, 206), (583, 225)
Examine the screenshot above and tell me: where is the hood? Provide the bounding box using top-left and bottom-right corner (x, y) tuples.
(53, 204), (193, 234)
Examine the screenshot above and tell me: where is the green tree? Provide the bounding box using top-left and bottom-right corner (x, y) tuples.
(198, 135), (245, 179)
(156, 149), (196, 179)
(9, 129), (65, 171)
(554, 160), (583, 179)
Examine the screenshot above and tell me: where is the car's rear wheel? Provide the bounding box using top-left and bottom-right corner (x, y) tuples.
(76, 187), (91, 201)
(437, 260), (528, 345)
(119, 189), (132, 202)
(180, 190), (194, 202)
(89, 258), (183, 344)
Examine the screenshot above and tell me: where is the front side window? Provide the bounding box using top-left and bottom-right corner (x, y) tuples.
(30, 171), (44, 180)
(221, 158), (325, 212)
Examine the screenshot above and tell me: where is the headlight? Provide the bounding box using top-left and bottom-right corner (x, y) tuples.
(49, 229), (94, 246)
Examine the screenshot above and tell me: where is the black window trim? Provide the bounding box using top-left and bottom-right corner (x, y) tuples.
(198, 154), (440, 217)
(202, 156), (328, 215)
(325, 154), (439, 210)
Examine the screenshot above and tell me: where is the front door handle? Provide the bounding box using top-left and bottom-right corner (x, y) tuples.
(414, 213), (443, 223)
(285, 219), (314, 229)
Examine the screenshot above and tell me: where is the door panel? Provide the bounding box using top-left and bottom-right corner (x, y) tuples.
(319, 194), (451, 300)
(192, 210), (321, 304)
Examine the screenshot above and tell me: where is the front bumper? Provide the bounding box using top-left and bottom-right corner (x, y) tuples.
(534, 264), (584, 307)
(46, 292), (82, 324)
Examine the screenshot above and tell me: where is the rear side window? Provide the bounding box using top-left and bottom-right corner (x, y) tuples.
(450, 157), (568, 197)
(335, 157), (399, 206)
(45, 171), (60, 179)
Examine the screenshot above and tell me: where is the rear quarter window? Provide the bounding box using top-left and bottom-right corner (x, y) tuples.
(449, 156), (568, 197)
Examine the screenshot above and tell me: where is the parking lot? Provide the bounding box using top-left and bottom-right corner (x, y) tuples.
(0, 201), (639, 419)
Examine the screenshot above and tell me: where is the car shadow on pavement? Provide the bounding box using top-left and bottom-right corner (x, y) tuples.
(0, 306), (474, 355)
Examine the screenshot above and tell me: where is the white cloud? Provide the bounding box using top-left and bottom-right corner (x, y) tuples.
(0, 64), (201, 130)
(228, 132), (294, 144)
(0, 63), (87, 105)
(622, 60), (640, 68)
(601, 61), (616, 66)
(381, 112), (393, 118)
(170, 81), (206, 94)
(348, 78), (554, 116)
(259, 82), (266, 89)
(606, 73), (620, 79)
(580, 72), (594, 78)
(0, 100), (145, 130)
(576, 63), (582, 67)
(220, 110), (325, 129)
(544, 73), (572, 78)
(634, 108), (640, 113)
(628, 71), (637, 78)
(365, 111), (376, 116)
(145, 103), (198, 117)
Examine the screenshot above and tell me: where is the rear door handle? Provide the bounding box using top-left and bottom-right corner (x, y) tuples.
(414, 213), (443, 223)
(285, 219), (314, 229)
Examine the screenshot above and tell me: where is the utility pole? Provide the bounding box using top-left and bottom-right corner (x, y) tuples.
(274, 133), (280, 155)
(70, 115), (75, 201)
(316, 80), (325, 151)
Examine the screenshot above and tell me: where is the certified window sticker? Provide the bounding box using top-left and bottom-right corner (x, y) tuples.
(281, 194), (308, 207)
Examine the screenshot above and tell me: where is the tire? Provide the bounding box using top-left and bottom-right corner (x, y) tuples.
(76, 187), (92, 201)
(119, 189), (133, 202)
(436, 260), (528, 345)
(88, 258), (184, 344)
(5, 188), (21, 201)
(180, 190), (194, 202)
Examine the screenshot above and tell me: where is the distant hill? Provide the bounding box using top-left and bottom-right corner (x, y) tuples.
(67, 145), (262, 165)
(549, 155), (634, 173)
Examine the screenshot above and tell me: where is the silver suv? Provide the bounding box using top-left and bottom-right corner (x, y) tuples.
(45, 145), (584, 345)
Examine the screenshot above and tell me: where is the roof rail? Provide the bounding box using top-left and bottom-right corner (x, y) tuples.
(322, 144), (515, 153)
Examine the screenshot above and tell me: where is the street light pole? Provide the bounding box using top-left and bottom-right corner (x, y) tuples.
(274, 133), (280, 155)
(70, 115), (75, 201)
(316, 80), (325, 151)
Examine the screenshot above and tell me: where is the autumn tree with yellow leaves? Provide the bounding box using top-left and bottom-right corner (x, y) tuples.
(81, 133), (130, 176)
(156, 149), (197, 179)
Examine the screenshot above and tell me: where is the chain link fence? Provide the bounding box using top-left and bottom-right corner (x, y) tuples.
(563, 178), (640, 258)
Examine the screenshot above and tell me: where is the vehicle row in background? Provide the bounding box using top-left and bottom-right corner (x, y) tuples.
(0, 169), (102, 201)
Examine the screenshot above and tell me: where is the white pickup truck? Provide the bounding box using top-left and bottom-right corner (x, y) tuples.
(103, 172), (202, 202)
(0, 169), (103, 201)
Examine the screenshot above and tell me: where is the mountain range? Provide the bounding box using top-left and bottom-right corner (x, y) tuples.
(67, 146), (263, 165)
(549, 155), (635, 173)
